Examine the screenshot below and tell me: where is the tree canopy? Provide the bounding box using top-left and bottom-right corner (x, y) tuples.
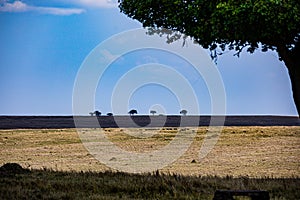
(119, 0), (299, 57)
(94, 111), (101, 117)
(180, 109), (188, 116)
(150, 110), (157, 115)
(119, 0), (300, 116)
(129, 109), (138, 115)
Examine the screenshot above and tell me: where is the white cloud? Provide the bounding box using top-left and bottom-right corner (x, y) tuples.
(0, 1), (85, 15)
(33, 6), (85, 16)
(75, 0), (118, 8)
(0, 1), (27, 12)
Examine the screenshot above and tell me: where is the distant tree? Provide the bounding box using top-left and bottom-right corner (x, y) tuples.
(107, 113), (113, 116)
(89, 112), (94, 116)
(94, 111), (101, 117)
(180, 109), (187, 116)
(128, 109), (138, 115)
(150, 110), (156, 115)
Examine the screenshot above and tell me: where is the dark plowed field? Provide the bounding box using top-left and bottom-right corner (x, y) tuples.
(0, 115), (299, 129)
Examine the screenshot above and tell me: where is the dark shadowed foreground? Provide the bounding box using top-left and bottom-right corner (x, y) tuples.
(0, 163), (299, 200)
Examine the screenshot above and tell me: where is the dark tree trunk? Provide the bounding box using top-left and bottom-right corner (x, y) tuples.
(288, 65), (300, 116)
(277, 42), (300, 117)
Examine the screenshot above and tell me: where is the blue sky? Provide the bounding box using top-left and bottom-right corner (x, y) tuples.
(0, 0), (298, 116)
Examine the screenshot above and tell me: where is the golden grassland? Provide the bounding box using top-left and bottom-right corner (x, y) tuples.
(0, 126), (299, 177)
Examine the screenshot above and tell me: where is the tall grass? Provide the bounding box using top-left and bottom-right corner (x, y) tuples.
(0, 166), (299, 200)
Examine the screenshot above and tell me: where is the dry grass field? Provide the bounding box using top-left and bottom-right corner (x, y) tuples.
(1, 126), (299, 177)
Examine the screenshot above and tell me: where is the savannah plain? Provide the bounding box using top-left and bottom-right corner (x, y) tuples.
(1, 125), (299, 199)
(1, 126), (299, 177)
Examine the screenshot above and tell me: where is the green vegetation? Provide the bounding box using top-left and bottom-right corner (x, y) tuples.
(0, 164), (299, 200)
